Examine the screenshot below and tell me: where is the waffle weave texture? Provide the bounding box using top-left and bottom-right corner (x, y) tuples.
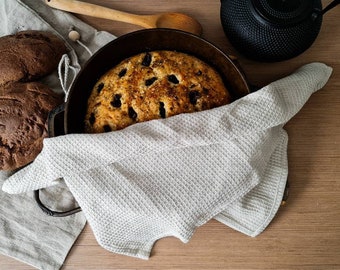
(3, 62), (333, 259)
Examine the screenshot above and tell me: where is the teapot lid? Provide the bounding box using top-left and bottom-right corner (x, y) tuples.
(251, 0), (318, 27)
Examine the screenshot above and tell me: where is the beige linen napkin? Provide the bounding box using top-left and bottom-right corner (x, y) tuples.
(3, 63), (333, 259)
(0, 0), (114, 269)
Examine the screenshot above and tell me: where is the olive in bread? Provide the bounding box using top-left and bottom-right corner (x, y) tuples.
(85, 50), (231, 133)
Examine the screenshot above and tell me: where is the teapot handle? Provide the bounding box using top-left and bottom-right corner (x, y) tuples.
(316, 0), (339, 17)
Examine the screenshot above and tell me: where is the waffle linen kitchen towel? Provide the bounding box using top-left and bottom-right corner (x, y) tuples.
(3, 63), (333, 259)
(0, 0), (114, 269)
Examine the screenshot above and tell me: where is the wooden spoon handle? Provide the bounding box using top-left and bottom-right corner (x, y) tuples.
(44, 0), (149, 27)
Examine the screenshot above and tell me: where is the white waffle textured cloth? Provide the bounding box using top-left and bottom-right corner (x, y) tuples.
(2, 62), (333, 259)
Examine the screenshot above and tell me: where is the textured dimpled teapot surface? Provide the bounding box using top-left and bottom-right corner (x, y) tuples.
(252, 0), (314, 25)
(220, 0), (323, 62)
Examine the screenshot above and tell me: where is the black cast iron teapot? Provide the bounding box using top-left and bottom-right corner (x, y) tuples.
(220, 0), (339, 62)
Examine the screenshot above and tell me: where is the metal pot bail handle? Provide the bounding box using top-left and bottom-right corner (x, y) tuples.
(34, 103), (83, 217)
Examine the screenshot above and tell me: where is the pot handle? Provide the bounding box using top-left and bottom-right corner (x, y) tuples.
(34, 104), (82, 217)
(47, 103), (66, 137)
(34, 189), (82, 217)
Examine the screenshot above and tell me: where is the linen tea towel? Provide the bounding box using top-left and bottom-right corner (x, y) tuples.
(0, 0), (114, 269)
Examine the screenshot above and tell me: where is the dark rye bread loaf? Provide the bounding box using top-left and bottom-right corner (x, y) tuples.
(0, 82), (63, 171)
(0, 30), (67, 86)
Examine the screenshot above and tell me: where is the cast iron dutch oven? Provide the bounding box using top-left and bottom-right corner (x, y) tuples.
(34, 28), (253, 216)
(65, 28), (251, 134)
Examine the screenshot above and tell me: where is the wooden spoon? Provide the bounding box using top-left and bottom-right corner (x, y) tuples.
(45, 0), (203, 36)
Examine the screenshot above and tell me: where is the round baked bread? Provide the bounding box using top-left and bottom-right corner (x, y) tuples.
(0, 30), (67, 86)
(85, 50), (231, 133)
(0, 82), (63, 171)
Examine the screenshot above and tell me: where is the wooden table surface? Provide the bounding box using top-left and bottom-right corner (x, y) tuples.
(2, 0), (340, 269)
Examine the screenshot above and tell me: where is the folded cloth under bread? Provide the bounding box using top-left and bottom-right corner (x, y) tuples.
(2, 62), (332, 259)
(0, 0), (114, 269)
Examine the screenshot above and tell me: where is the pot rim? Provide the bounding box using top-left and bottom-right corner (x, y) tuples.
(64, 28), (250, 134)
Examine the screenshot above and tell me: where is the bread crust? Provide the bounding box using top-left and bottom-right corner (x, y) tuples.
(0, 30), (67, 86)
(85, 50), (231, 133)
(0, 82), (63, 171)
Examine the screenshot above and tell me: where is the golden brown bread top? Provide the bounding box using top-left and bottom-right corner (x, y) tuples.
(85, 50), (231, 133)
